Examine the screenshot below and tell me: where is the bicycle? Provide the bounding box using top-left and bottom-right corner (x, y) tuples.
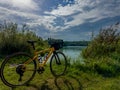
(0, 40), (67, 87)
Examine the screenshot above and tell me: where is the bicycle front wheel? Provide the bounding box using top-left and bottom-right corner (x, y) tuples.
(0, 52), (37, 87)
(50, 51), (67, 77)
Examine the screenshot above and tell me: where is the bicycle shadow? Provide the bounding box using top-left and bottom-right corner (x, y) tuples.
(54, 75), (83, 90)
(27, 81), (52, 90)
(10, 81), (52, 90)
(10, 75), (83, 90)
(54, 76), (73, 90)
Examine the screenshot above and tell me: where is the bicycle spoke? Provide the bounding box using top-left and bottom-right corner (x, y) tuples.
(50, 51), (67, 76)
(1, 52), (36, 87)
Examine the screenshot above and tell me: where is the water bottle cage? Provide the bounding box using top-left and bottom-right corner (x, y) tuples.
(44, 53), (48, 60)
(38, 56), (42, 63)
(38, 53), (48, 64)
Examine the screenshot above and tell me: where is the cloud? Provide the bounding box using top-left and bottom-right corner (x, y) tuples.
(44, 0), (120, 31)
(0, 6), (38, 19)
(0, 0), (120, 33)
(0, 6), (59, 33)
(0, 0), (39, 11)
(45, 4), (80, 16)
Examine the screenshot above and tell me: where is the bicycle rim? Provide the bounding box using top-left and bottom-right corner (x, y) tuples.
(50, 51), (67, 76)
(0, 52), (37, 87)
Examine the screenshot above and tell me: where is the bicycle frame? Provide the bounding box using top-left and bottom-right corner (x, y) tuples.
(24, 47), (55, 68)
(0, 40), (67, 87)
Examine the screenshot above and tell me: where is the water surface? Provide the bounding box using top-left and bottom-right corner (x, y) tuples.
(62, 46), (86, 62)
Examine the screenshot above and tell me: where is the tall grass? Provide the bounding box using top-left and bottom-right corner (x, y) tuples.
(81, 23), (120, 77)
(82, 27), (120, 58)
(0, 22), (48, 57)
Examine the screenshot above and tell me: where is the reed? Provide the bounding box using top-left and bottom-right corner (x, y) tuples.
(0, 22), (47, 56)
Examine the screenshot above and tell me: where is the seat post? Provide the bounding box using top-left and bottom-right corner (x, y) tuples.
(27, 40), (36, 50)
(31, 43), (35, 50)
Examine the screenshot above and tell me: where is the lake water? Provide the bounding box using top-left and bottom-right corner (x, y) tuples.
(62, 46), (86, 62)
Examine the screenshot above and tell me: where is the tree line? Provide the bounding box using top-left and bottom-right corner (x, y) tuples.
(63, 41), (90, 46)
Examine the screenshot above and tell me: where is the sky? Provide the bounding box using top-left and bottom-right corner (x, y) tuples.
(0, 0), (120, 41)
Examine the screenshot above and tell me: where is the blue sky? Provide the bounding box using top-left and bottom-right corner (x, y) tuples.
(0, 0), (120, 41)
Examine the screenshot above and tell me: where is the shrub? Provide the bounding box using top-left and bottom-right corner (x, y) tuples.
(81, 23), (120, 77)
(0, 22), (47, 56)
(82, 24), (120, 59)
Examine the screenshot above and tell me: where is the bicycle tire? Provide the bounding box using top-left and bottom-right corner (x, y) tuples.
(50, 51), (67, 77)
(0, 52), (37, 87)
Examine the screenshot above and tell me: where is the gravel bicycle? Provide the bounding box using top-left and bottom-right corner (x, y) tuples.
(0, 40), (67, 87)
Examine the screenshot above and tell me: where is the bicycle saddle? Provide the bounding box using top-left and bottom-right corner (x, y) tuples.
(27, 40), (37, 50)
(27, 40), (37, 44)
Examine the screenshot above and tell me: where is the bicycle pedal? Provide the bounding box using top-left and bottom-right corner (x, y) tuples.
(37, 67), (45, 74)
(38, 71), (43, 74)
(57, 63), (61, 65)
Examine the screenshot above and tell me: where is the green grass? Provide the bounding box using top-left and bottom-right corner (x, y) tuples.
(0, 59), (120, 90)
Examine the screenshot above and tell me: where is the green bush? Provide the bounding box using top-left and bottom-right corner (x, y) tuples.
(0, 22), (47, 56)
(71, 57), (120, 77)
(82, 25), (120, 59)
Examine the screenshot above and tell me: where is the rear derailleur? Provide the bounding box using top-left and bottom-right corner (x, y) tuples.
(16, 64), (26, 81)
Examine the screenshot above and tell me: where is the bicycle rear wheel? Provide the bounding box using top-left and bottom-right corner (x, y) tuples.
(50, 51), (67, 77)
(0, 52), (37, 87)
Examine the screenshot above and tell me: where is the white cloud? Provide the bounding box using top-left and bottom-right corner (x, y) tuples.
(44, 0), (120, 31)
(0, 0), (120, 32)
(44, 0), (97, 16)
(0, 6), (37, 18)
(0, 0), (39, 11)
(45, 4), (81, 16)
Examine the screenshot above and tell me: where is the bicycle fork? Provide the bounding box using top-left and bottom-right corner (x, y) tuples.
(54, 52), (61, 65)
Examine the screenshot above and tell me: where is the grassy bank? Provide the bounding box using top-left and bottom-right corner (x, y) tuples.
(0, 58), (120, 90)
